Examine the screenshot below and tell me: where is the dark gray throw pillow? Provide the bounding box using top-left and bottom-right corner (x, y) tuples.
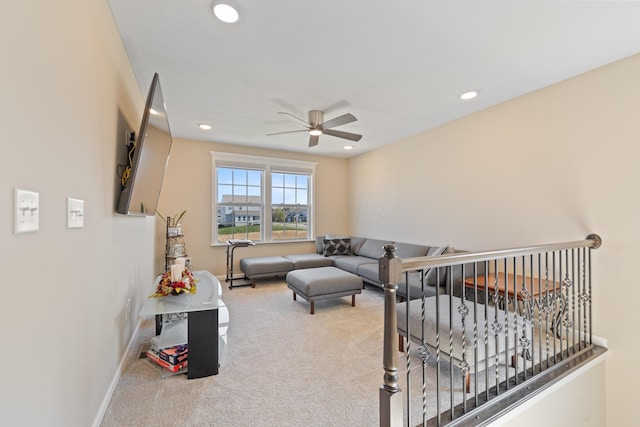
(322, 238), (352, 256)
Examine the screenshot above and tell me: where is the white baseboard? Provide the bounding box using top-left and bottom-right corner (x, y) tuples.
(592, 334), (607, 348)
(91, 317), (143, 427)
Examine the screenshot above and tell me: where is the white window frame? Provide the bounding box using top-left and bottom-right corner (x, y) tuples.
(211, 152), (316, 245)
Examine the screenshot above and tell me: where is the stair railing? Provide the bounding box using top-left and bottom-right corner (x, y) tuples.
(379, 234), (603, 426)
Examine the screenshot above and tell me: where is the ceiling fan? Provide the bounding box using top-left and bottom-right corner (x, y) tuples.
(267, 109), (363, 147)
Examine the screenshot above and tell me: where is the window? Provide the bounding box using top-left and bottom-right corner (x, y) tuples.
(271, 172), (309, 241)
(216, 167), (262, 242)
(211, 152), (316, 244)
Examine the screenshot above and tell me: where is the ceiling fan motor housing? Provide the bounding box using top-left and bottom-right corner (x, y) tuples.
(308, 110), (324, 129)
(267, 109), (362, 147)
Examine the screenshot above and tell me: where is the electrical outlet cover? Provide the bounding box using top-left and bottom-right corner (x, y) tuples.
(14, 189), (39, 234)
(67, 197), (84, 229)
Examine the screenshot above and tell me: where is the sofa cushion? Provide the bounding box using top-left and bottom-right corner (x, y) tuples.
(283, 253), (334, 269)
(394, 242), (430, 258)
(357, 241), (427, 287)
(333, 256), (377, 275)
(360, 263), (438, 299)
(356, 262), (419, 288)
(357, 238), (392, 259)
(349, 237), (367, 255)
(322, 238), (352, 256)
(397, 271), (439, 300)
(240, 256), (294, 277)
(356, 262), (380, 284)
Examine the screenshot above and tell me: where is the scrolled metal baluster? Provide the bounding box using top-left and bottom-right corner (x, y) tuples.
(458, 298), (470, 399)
(580, 247), (591, 349)
(519, 278), (532, 362)
(418, 342), (430, 423)
(570, 248), (577, 353)
(561, 276), (572, 347)
(492, 261), (501, 393)
(544, 256), (551, 366)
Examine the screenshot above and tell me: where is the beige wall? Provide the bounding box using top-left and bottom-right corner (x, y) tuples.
(2, 0), (636, 424)
(348, 53), (640, 426)
(1, 1), (157, 425)
(157, 138), (350, 276)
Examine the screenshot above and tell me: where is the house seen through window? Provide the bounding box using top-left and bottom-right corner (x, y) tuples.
(212, 152), (315, 244)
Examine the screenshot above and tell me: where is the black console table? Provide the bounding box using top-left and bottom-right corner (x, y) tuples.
(226, 239), (255, 289)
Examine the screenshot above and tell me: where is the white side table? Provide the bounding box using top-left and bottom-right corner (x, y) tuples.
(140, 270), (221, 378)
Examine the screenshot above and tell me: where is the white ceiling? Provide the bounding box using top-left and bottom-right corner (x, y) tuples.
(107, 0), (640, 158)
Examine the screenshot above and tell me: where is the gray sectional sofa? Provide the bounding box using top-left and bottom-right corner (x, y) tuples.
(239, 236), (480, 300)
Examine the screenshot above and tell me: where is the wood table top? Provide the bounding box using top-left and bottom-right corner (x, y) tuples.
(463, 272), (562, 300)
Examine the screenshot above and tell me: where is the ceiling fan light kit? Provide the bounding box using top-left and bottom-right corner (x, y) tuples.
(268, 109), (363, 148)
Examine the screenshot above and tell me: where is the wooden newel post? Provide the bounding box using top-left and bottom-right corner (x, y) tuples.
(379, 243), (403, 427)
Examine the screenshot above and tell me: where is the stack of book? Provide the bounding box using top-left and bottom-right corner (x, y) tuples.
(146, 344), (188, 373)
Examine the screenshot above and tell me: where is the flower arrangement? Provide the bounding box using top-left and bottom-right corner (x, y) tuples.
(150, 268), (198, 297)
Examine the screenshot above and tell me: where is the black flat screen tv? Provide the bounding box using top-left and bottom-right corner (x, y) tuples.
(117, 73), (172, 215)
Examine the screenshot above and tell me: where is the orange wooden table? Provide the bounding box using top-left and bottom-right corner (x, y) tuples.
(463, 272), (565, 338)
(463, 272), (561, 304)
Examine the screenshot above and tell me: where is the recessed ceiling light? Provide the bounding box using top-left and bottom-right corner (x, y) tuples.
(212, 2), (239, 23)
(199, 123), (212, 130)
(344, 145), (353, 150)
(460, 91), (478, 101)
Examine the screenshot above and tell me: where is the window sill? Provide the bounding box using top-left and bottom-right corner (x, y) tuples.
(211, 239), (315, 248)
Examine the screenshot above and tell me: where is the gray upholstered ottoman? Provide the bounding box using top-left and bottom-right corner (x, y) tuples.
(286, 266), (363, 314)
(240, 256), (294, 287)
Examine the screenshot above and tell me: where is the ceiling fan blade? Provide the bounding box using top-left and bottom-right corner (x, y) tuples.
(309, 134), (319, 147)
(278, 111), (310, 128)
(322, 129), (362, 142)
(266, 129), (309, 136)
(320, 113), (357, 129)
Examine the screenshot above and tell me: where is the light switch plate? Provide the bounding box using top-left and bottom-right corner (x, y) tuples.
(67, 197), (84, 229)
(14, 189), (39, 234)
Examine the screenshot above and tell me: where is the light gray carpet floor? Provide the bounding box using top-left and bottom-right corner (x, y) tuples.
(102, 279), (391, 426)
(101, 278), (542, 426)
